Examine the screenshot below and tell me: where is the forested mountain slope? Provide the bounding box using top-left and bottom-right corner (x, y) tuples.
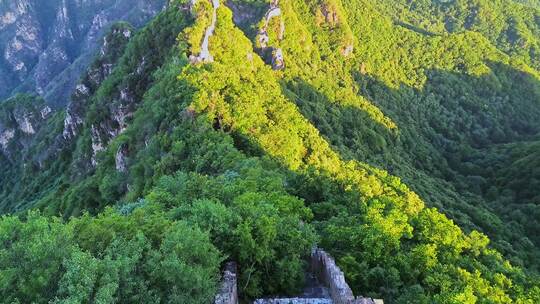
(0, 0), (539, 303)
(333, 0), (540, 272)
(369, 0), (540, 69)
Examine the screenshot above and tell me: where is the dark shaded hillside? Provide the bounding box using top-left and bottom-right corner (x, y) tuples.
(470, 138), (540, 246)
(291, 62), (540, 271)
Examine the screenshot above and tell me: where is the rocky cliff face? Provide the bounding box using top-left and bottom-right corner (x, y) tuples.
(0, 20), (136, 213)
(0, 94), (51, 159)
(0, 0), (166, 106)
(63, 22), (133, 141)
(0, 5), (190, 213)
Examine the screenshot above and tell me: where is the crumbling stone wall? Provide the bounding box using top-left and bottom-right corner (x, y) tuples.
(219, 250), (383, 304)
(214, 262), (238, 304)
(254, 299), (332, 304)
(311, 248), (383, 304)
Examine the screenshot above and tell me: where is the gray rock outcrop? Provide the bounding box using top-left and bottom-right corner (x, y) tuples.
(0, 0), (166, 105)
(0, 95), (52, 158)
(63, 23), (134, 141)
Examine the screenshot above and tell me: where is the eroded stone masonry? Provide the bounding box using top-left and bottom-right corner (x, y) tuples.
(214, 262), (239, 304)
(213, 249), (383, 304)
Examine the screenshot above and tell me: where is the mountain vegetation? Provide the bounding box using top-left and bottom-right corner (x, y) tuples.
(0, 0), (539, 303)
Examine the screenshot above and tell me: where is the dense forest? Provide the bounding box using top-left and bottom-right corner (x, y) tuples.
(0, 0), (539, 303)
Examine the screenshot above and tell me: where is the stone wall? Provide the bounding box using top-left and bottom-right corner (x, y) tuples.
(219, 250), (383, 304)
(214, 262), (239, 304)
(311, 248), (383, 304)
(254, 299), (332, 304)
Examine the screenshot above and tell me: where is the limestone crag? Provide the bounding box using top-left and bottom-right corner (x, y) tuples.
(0, 129), (15, 151)
(0, 95), (52, 158)
(257, 1), (284, 48)
(1, 0), (40, 86)
(63, 24), (133, 141)
(271, 48), (285, 70)
(115, 144), (128, 172)
(314, 0), (354, 57)
(0, 0), (166, 106)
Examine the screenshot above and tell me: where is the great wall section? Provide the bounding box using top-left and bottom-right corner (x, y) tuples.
(214, 248), (384, 304)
